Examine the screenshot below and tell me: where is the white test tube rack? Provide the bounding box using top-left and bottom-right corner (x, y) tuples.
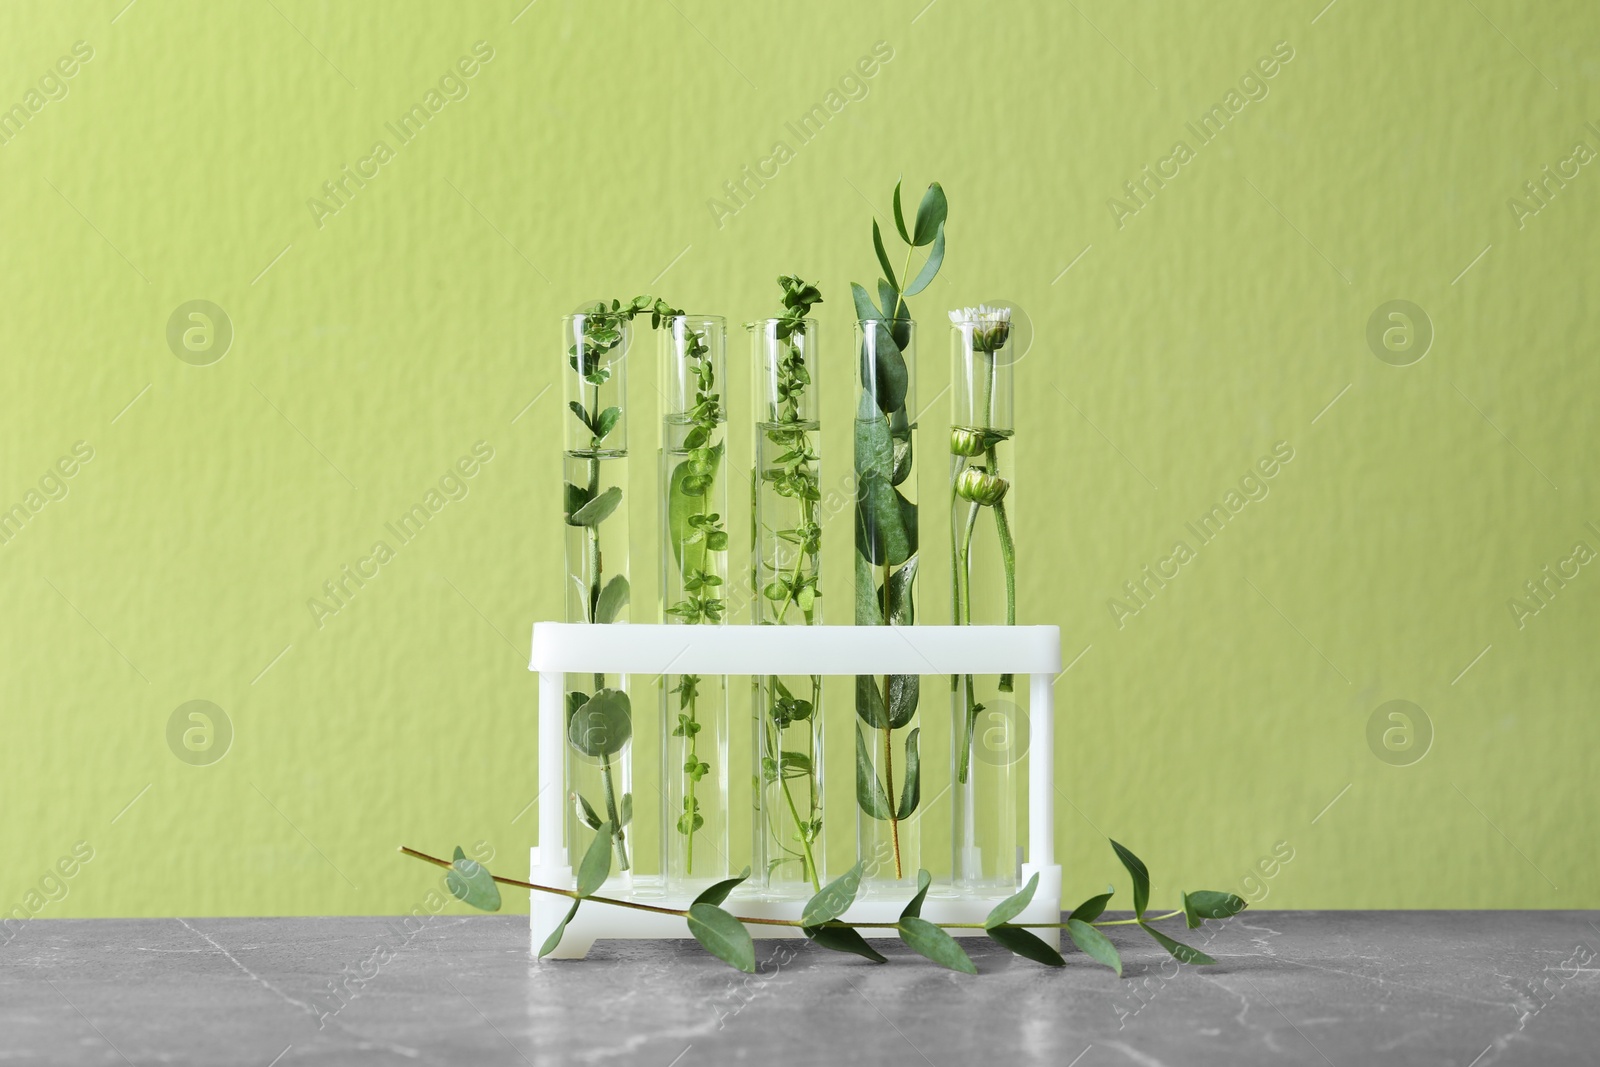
(529, 622), (1062, 958)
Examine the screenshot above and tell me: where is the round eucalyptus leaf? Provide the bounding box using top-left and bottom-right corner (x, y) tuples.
(568, 688), (633, 760)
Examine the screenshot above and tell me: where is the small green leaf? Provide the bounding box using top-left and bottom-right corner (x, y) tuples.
(562, 482), (593, 524)
(900, 869), (932, 920)
(593, 406), (621, 441)
(594, 574), (630, 624)
(802, 861), (865, 927)
(884, 555), (917, 626)
(1069, 885), (1115, 923)
(568, 688), (632, 759)
(873, 219), (898, 291)
(903, 222), (945, 296)
(988, 924), (1065, 967)
(445, 850), (501, 912)
(538, 900), (580, 959)
(1065, 918), (1122, 976)
(619, 792), (632, 828)
(854, 675), (889, 729)
(984, 872), (1040, 929)
(576, 821), (614, 896)
(804, 923), (888, 963)
(892, 178), (910, 244)
(687, 903), (756, 973)
(668, 443), (724, 571)
(1110, 839), (1150, 919)
(1142, 923), (1217, 965)
(1182, 890), (1248, 929)
(854, 725), (892, 820)
(897, 916), (977, 974)
(570, 485), (622, 527)
(896, 727), (920, 819)
(695, 866), (752, 907)
(912, 182), (947, 246)
(573, 792), (601, 831)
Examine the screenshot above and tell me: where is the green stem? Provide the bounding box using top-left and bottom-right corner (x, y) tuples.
(956, 496), (980, 784)
(599, 756), (629, 871)
(770, 708), (821, 892)
(986, 442), (1017, 692)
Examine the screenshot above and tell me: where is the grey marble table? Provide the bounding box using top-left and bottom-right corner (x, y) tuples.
(2, 912), (1597, 1065)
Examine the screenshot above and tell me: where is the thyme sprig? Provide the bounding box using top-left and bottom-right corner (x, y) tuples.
(405, 837), (1246, 975)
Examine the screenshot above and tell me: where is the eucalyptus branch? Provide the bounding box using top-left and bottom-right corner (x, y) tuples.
(407, 837), (1246, 976)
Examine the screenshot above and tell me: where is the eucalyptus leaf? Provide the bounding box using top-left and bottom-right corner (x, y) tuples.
(1142, 923), (1217, 965)
(900, 868), (932, 920)
(985, 872), (1040, 929)
(889, 426), (914, 486)
(854, 550), (883, 626)
(687, 903), (756, 973)
(570, 485), (622, 527)
(1069, 885), (1115, 923)
(988, 924), (1065, 967)
(855, 675), (889, 729)
(1066, 918), (1122, 976)
(445, 850), (501, 912)
(573, 792), (601, 831)
(594, 574), (630, 624)
(857, 320), (907, 414)
(855, 474), (912, 567)
(892, 178), (910, 243)
(878, 279), (901, 328)
(873, 219), (898, 291)
(851, 281), (883, 323)
(568, 689), (632, 759)
(804, 922), (887, 963)
(903, 222), (945, 296)
(896, 727), (920, 820)
(695, 866), (752, 907)
(1110, 839), (1150, 919)
(884, 555), (917, 625)
(897, 916), (977, 974)
(576, 821), (614, 896)
(619, 792), (632, 828)
(886, 673), (919, 729)
(1183, 890), (1248, 929)
(854, 725), (892, 820)
(538, 900), (581, 959)
(801, 861), (866, 926)
(912, 182), (947, 246)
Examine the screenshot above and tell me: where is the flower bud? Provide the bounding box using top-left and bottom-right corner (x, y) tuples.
(956, 467), (1009, 507)
(950, 428), (987, 457)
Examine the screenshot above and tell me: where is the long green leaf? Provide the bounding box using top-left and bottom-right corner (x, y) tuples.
(854, 550), (883, 626)
(804, 922), (887, 963)
(892, 178), (910, 243)
(988, 924), (1065, 966)
(1065, 918), (1122, 976)
(1182, 890), (1248, 929)
(802, 861), (866, 926)
(851, 281), (883, 323)
(687, 903), (756, 973)
(886, 673), (919, 728)
(900, 869), (932, 920)
(857, 321), (908, 415)
(873, 219), (898, 290)
(445, 848), (501, 912)
(884, 555), (917, 625)
(538, 900), (580, 959)
(903, 222), (945, 296)
(984, 872), (1040, 929)
(1142, 923), (1216, 965)
(896, 727), (920, 819)
(1110, 839), (1150, 918)
(695, 866), (752, 907)
(594, 574), (630, 624)
(897, 916), (977, 974)
(854, 725), (891, 820)
(855, 412), (911, 564)
(1069, 886), (1115, 923)
(912, 182), (947, 246)
(855, 675), (889, 729)
(570, 485), (621, 527)
(576, 821), (614, 896)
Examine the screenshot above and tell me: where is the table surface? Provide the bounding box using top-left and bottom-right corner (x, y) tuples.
(2, 912), (1597, 1066)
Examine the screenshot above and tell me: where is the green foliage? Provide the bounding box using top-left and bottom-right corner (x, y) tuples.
(445, 846), (500, 912)
(568, 689), (632, 759)
(896, 916), (976, 975)
(1066, 918), (1122, 976)
(1111, 839), (1151, 919)
(801, 862), (865, 927)
(1183, 890), (1248, 929)
(687, 903), (756, 973)
(984, 872), (1040, 929)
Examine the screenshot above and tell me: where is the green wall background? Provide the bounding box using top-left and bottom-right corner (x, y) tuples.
(2, 0), (1596, 919)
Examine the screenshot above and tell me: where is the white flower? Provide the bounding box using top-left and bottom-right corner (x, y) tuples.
(949, 305), (1012, 352)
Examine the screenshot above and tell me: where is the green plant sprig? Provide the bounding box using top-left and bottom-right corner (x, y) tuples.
(756, 276), (825, 891)
(850, 180), (947, 879)
(404, 837), (1246, 975)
